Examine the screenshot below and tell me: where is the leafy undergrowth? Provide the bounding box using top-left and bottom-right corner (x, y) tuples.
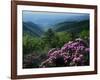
(23, 38), (89, 68)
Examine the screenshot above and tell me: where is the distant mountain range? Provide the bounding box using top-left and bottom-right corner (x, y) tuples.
(23, 19), (89, 37)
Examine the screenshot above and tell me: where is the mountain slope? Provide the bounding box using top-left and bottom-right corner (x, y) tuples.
(54, 20), (89, 33)
(23, 22), (44, 37)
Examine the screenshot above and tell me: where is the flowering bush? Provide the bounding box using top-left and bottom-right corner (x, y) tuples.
(39, 38), (89, 67)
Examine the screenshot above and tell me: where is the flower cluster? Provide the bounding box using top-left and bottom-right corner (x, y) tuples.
(40, 38), (89, 67)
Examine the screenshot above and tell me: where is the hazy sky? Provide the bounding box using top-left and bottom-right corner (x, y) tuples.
(22, 10), (89, 28)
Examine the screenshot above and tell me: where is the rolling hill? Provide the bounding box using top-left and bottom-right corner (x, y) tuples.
(23, 19), (89, 37)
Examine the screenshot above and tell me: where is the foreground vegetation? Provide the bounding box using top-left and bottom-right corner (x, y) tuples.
(23, 28), (89, 68)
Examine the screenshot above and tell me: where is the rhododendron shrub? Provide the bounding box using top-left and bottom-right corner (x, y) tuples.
(40, 38), (89, 67)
